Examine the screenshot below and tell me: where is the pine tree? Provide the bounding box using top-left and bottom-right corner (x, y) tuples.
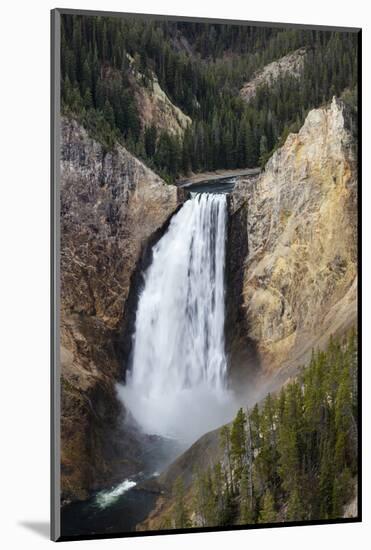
(245, 122), (257, 167)
(259, 134), (268, 166)
(173, 477), (190, 529)
(258, 490), (276, 523)
(213, 461), (226, 525)
(231, 408), (247, 485)
(103, 99), (115, 127)
(83, 89), (93, 109)
(332, 467), (353, 518)
(286, 488), (305, 521)
(239, 465), (254, 524)
(220, 425), (233, 494)
(144, 125), (157, 157)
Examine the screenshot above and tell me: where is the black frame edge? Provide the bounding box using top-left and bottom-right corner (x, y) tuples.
(54, 7), (361, 33)
(57, 517), (361, 543)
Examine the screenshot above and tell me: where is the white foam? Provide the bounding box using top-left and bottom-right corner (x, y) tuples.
(95, 479), (137, 509)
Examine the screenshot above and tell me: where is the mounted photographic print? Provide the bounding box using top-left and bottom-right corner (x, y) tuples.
(51, 8), (361, 541)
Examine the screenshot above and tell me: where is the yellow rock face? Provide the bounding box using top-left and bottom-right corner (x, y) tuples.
(232, 97), (357, 381)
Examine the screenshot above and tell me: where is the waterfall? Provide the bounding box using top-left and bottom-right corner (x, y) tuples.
(118, 194), (236, 444)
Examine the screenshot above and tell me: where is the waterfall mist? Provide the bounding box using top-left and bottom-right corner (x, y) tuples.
(118, 194), (237, 445)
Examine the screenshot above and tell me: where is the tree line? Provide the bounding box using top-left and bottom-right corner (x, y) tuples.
(169, 330), (358, 528)
(61, 15), (358, 182)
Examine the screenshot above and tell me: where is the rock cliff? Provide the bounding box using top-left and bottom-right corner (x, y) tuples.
(133, 74), (192, 136)
(60, 117), (185, 502)
(126, 54), (192, 136)
(240, 48), (306, 103)
(229, 97), (357, 393)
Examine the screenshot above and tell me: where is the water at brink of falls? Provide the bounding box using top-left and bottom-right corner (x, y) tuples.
(118, 193), (236, 444)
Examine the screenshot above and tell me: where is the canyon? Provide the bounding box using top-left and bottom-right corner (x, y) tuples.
(59, 95), (357, 527)
(139, 97), (358, 529)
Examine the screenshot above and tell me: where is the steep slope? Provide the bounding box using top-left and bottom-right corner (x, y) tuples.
(240, 48), (306, 103)
(137, 424), (225, 531)
(60, 117), (186, 502)
(139, 331), (358, 530)
(229, 97), (357, 394)
(126, 56), (192, 136)
(134, 74), (191, 136)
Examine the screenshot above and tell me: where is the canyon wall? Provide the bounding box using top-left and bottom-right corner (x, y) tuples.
(60, 117), (185, 502)
(229, 96), (357, 394)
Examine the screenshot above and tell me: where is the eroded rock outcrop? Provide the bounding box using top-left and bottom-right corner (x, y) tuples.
(240, 48), (306, 104)
(60, 117), (185, 502)
(126, 55), (191, 136)
(230, 97), (357, 391)
(133, 74), (191, 136)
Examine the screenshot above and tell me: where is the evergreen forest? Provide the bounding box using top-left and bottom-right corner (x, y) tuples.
(169, 331), (358, 528)
(61, 15), (358, 182)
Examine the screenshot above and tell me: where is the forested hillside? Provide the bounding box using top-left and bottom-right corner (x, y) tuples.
(61, 15), (358, 182)
(155, 331), (358, 528)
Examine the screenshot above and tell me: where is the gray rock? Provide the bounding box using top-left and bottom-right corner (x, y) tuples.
(60, 116), (185, 502)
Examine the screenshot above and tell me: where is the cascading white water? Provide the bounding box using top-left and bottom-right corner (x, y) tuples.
(118, 193), (236, 444)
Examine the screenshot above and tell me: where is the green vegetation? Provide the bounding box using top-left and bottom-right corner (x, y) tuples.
(172, 477), (190, 528)
(61, 15), (358, 181)
(172, 330), (358, 526)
